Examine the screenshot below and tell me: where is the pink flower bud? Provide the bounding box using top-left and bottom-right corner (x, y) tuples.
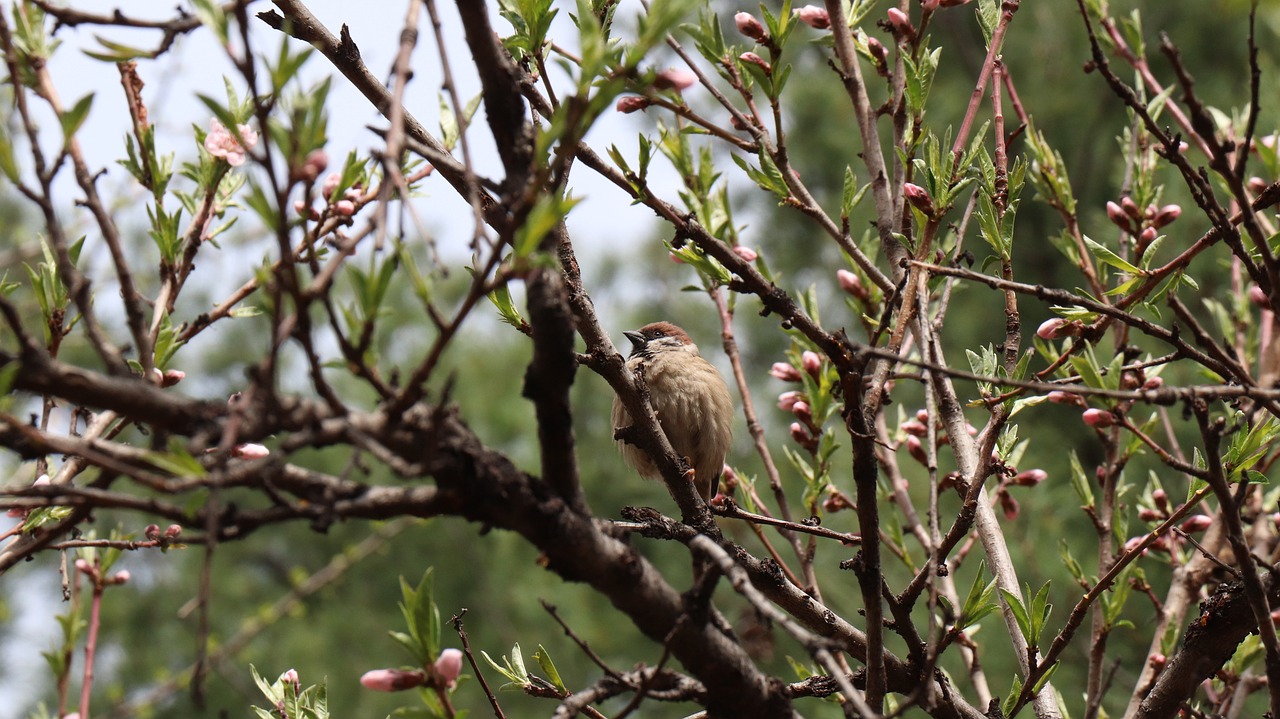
(1120, 196), (1141, 219)
(734, 12), (769, 43)
(75, 558), (92, 574)
(145, 524), (161, 540)
(922, 0), (941, 11)
(434, 648), (464, 688)
(360, 668), (427, 692)
(1151, 204), (1181, 229)
(233, 443), (270, 459)
(1152, 488), (1168, 512)
(837, 269), (868, 300)
(1137, 227), (1157, 250)
(334, 200), (356, 216)
(1036, 318), (1080, 340)
(822, 493), (849, 512)
(1082, 408), (1117, 428)
(165, 524), (183, 538)
(777, 391), (803, 411)
(668, 251), (686, 264)
(886, 8), (915, 38)
(795, 5), (831, 29)
(1138, 507), (1163, 522)
(1180, 515), (1212, 532)
(654, 69), (697, 91)
(1012, 469), (1047, 487)
(303, 150), (328, 180)
(866, 37), (888, 66)
(321, 172), (342, 200)
(616, 96), (651, 114)
(903, 182), (934, 214)
(905, 435), (927, 464)
(1142, 375), (1164, 390)
(109, 570), (130, 585)
(739, 52), (772, 74)
(732, 245), (759, 262)
(792, 401), (812, 421)
(770, 362), (802, 382)
(900, 419), (927, 437)
(789, 422), (810, 445)
(1149, 653), (1166, 669)
(802, 351), (822, 377)
(1105, 201), (1130, 231)
(998, 490), (1019, 519)
(1250, 284), (1270, 309)
(1249, 176), (1270, 194)
(916, 409), (930, 423)
(1122, 536), (1148, 555)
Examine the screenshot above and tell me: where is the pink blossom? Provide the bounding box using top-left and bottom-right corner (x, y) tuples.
(789, 422), (810, 445)
(739, 52), (772, 74)
(321, 172), (342, 199)
(777, 391), (803, 411)
(653, 69), (697, 91)
(795, 5), (831, 29)
(1012, 469), (1047, 487)
(770, 362), (802, 382)
(615, 96), (651, 114)
(734, 12), (768, 43)
(886, 8), (914, 38)
(792, 401), (812, 422)
(900, 419), (927, 437)
(837, 269), (867, 299)
(1250, 284), (1269, 309)
(204, 118), (258, 167)
(903, 182), (933, 213)
(905, 435), (927, 464)
(1047, 391), (1084, 406)
(282, 668), (300, 686)
(1082, 408), (1117, 428)
(303, 150), (328, 180)
(1179, 515), (1213, 532)
(360, 668), (427, 692)
(434, 648), (464, 688)
(1036, 318), (1080, 340)
(233, 443), (270, 459)
(802, 351), (822, 377)
(1151, 204), (1181, 229)
(733, 245), (759, 262)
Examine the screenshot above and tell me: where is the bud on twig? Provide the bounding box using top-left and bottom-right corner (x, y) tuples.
(735, 12), (769, 43)
(1082, 408), (1117, 428)
(795, 5), (831, 29)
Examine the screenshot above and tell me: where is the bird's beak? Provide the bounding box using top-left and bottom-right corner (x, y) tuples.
(624, 330), (646, 353)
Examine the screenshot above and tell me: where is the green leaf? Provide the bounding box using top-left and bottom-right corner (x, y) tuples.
(1083, 235), (1143, 275)
(533, 645), (566, 693)
(60, 93), (94, 142)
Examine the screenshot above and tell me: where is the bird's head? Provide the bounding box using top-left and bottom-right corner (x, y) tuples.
(623, 321), (697, 360)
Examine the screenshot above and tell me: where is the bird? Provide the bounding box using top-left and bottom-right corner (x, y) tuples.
(611, 321), (733, 502)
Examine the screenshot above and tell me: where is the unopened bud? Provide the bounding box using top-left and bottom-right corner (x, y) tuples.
(777, 391), (803, 411)
(866, 37), (888, 67)
(1180, 514), (1212, 532)
(733, 245), (759, 262)
(165, 524), (183, 538)
(334, 200), (356, 217)
(360, 668), (427, 692)
(233, 443), (271, 459)
(905, 435), (927, 464)
(903, 182), (934, 214)
(1250, 284), (1270, 309)
(795, 5), (831, 29)
(1012, 468), (1047, 487)
(1151, 204), (1181, 229)
(916, 409), (930, 423)
(434, 648), (464, 689)
(1036, 318), (1080, 340)
(1142, 376), (1164, 390)
(1137, 227), (1158, 251)
(1106, 201), (1131, 232)
(653, 69), (697, 91)
(145, 524), (161, 540)
(1249, 176), (1270, 194)
(739, 52), (772, 74)
(1138, 508), (1163, 522)
(886, 8), (915, 39)
(999, 490), (1019, 520)
(1082, 408), (1117, 428)
(792, 401), (812, 422)
(109, 570), (130, 585)
(1047, 391), (1084, 406)
(1120, 196), (1141, 219)
(734, 12), (769, 43)
(770, 362), (802, 382)
(1152, 488), (1169, 512)
(789, 422), (811, 446)
(801, 351), (822, 377)
(900, 419), (928, 437)
(1122, 536), (1148, 555)
(321, 172), (341, 200)
(837, 269), (868, 300)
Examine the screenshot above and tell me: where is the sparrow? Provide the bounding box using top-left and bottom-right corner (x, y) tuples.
(611, 321), (733, 502)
